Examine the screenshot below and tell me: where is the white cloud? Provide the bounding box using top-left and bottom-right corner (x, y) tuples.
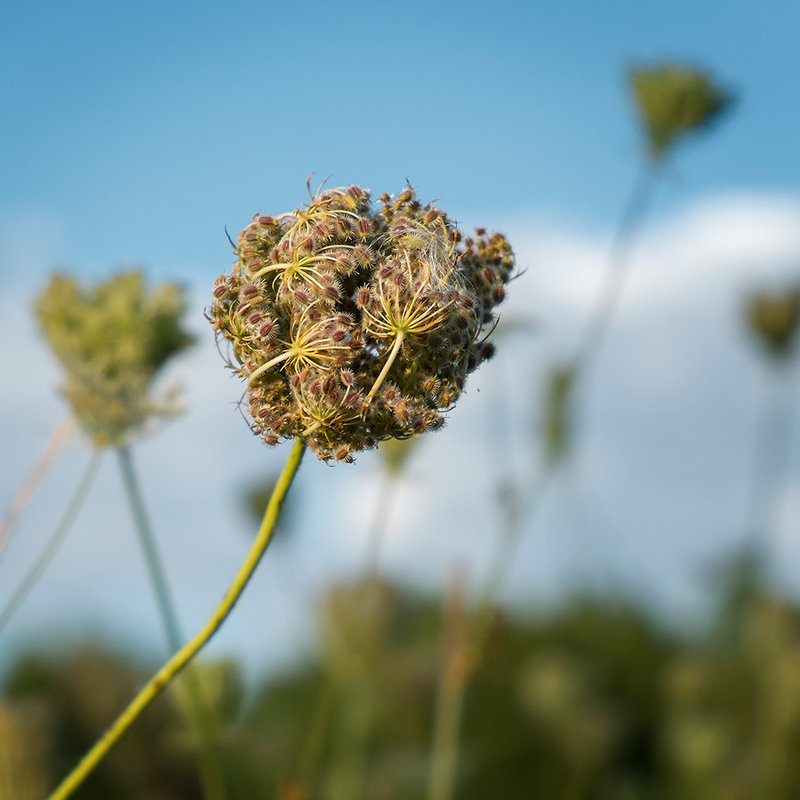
(3, 190), (800, 678)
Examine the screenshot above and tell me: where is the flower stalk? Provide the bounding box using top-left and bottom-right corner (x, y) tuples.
(46, 437), (306, 800)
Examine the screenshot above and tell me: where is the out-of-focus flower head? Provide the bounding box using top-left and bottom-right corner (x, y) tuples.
(209, 183), (515, 462)
(745, 286), (800, 360)
(36, 270), (194, 446)
(629, 63), (734, 160)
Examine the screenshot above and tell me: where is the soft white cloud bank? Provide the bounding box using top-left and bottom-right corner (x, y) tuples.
(2, 191), (800, 677)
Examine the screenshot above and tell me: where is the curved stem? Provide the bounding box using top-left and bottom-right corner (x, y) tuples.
(0, 449), (101, 637)
(47, 437), (307, 800)
(116, 446), (227, 800)
(0, 415), (75, 564)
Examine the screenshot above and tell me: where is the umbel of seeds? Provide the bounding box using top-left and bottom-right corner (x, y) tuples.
(210, 184), (514, 462)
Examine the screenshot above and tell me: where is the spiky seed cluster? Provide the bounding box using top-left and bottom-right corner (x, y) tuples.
(629, 63), (733, 160)
(36, 271), (194, 446)
(745, 287), (800, 360)
(210, 185), (515, 461)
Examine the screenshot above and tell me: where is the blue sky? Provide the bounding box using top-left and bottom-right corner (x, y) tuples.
(3, 1), (800, 675)
(3, 0), (799, 280)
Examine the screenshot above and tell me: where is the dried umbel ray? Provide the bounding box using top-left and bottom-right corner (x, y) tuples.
(210, 184), (515, 461)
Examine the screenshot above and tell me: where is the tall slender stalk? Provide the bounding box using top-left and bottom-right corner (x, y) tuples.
(0, 416), (75, 564)
(293, 677), (336, 795)
(117, 447), (183, 648)
(742, 360), (799, 556)
(427, 575), (468, 800)
(743, 366), (778, 554)
(573, 162), (659, 375)
(425, 162), (661, 800)
(0, 449), (101, 637)
(323, 681), (377, 800)
(116, 445), (227, 800)
(47, 437), (306, 800)
(489, 159), (660, 606)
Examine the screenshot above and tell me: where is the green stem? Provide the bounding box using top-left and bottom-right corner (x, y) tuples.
(428, 675), (464, 800)
(116, 445), (227, 800)
(47, 437), (307, 800)
(117, 446), (182, 648)
(0, 449), (101, 637)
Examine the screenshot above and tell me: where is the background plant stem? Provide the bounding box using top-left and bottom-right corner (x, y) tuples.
(573, 160), (659, 375)
(425, 159), (662, 800)
(117, 446), (183, 648)
(0, 448), (101, 637)
(0, 415), (75, 565)
(47, 437), (306, 800)
(743, 361), (799, 558)
(427, 574), (468, 800)
(116, 445), (227, 800)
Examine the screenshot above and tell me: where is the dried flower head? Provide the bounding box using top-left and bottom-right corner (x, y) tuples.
(745, 286), (800, 360)
(36, 270), (194, 445)
(210, 184), (515, 461)
(629, 63), (733, 160)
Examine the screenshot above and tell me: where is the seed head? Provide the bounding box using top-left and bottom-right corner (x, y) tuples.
(210, 184), (515, 461)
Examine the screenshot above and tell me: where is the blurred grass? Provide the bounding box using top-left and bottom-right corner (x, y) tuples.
(5, 561), (800, 799)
